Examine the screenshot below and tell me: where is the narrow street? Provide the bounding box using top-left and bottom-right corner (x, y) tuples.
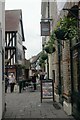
(3, 86), (75, 119)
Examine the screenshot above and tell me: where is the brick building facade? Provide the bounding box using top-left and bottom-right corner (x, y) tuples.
(41, 0), (80, 119)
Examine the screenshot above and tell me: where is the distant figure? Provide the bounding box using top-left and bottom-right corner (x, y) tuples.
(32, 73), (36, 90)
(5, 75), (9, 93)
(40, 71), (44, 80)
(44, 72), (48, 80)
(9, 73), (16, 93)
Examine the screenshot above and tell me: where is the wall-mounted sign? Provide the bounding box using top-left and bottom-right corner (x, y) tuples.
(40, 21), (50, 36)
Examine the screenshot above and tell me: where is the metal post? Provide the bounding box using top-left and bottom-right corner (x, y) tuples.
(47, 1), (49, 79)
(48, 1), (50, 18)
(58, 43), (61, 95)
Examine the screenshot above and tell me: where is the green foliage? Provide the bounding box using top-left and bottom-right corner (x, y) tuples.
(40, 52), (48, 60)
(38, 52), (48, 68)
(44, 31), (56, 54)
(44, 45), (55, 54)
(38, 58), (45, 67)
(49, 31), (56, 44)
(54, 17), (79, 40)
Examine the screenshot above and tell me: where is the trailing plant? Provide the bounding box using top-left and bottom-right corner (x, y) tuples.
(38, 58), (45, 67)
(40, 52), (48, 60)
(49, 31), (56, 44)
(54, 16), (79, 40)
(44, 44), (55, 54)
(44, 31), (56, 54)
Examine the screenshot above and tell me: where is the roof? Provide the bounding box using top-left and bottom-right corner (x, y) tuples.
(30, 52), (41, 64)
(5, 9), (25, 41)
(5, 9), (22, 32)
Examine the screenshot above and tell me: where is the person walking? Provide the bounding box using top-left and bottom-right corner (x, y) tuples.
(32, 73), (37, 90)
(40, 71), (44, 80)
(44, 72), (48, 80)
(9, 73), (16, 93)
(5, 75), (9, 93)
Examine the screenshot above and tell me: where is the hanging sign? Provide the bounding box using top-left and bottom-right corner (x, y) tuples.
(40, 21), (50, 36)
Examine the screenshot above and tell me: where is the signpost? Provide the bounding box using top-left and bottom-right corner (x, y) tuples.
(40, 21), (50, 36)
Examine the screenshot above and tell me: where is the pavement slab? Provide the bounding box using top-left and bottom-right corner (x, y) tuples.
(3, 89), (75, 119)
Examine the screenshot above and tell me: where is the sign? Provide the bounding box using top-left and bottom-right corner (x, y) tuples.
(40, 79), (54, 103)
(42, 82), (53, 97)
(40, 21), (50, 36)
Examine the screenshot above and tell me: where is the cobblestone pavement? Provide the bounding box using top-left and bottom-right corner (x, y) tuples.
(3, 87), (75, 119)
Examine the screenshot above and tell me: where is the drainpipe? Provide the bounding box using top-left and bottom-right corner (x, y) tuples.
(58, 43), (61, 95)
(47, 1), (49, 79)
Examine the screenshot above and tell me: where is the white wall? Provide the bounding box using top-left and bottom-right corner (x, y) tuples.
(17, 22), (23, 64)
(0, 0), (5, 120)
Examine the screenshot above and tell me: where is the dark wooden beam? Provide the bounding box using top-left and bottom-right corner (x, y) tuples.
(6, 50), (15, 65)
(8, 33), (16, 46)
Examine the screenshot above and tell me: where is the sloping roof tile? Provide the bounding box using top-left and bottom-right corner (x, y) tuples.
(5, 9), (22, 31)
(30, 52), (41, 64)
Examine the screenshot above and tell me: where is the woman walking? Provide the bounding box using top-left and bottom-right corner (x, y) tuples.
(9, 73), (16, 93)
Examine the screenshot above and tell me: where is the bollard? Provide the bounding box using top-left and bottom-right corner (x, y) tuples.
(19, 80), (22, 93)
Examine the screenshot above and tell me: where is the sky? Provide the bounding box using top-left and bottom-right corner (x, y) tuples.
(5, 0), (67, 59)
(5, 0), (42, 59)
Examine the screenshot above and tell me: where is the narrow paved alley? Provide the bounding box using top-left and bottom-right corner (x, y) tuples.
(3, 87), (75, 119)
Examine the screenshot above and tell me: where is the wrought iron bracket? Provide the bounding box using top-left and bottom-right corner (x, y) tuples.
(57, 39), (64, 48)
(63, 8), (80, 21)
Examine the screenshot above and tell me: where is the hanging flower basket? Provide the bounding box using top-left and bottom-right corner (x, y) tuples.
(54, 28), (66, 40)
(41, 52), (48, 60)
(54, 17), (78, 41)
(44, 45), (55, 54)
(38, 58), (45, 67)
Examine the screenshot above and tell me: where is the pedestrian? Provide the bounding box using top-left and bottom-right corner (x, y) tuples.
(9, 73), (16, 93)
(32, 73), (37, 90)
(44, 72), (48, 80)
(5, 75), (9, 93)
(40, 71), (44, 80)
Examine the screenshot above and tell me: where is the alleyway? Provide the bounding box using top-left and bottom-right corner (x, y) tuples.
(3, 86), (75, 119)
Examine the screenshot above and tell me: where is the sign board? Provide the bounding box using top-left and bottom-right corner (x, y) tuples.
(42, 82), (53, 97)
(40, 79), (54, 103)
(40, 21), (50, 36)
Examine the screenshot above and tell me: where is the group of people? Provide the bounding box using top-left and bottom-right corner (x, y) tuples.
(5, 71), (48, 93)
(31, 71), (48, 91)
(5, 73), (16, 93)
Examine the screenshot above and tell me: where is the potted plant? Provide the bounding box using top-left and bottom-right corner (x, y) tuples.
(38, 58), (45, 67)
(54, 17), (78, 40)
(44, 31), (56, 54)
(54, 27), (66, 40)
(41, 52), (48, 60)
(44, 45), (55, 54)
